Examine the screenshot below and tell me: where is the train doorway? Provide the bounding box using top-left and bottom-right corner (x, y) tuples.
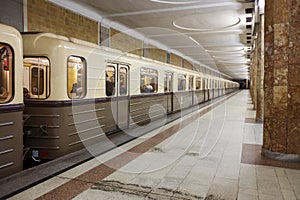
(107, 63), (130, 130)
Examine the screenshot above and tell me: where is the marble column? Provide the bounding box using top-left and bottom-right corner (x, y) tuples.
(250, 65), (254, 99)
(256, 15), (264, 122)
(252, 42), (258, 110)
(263, 0), (300, 161)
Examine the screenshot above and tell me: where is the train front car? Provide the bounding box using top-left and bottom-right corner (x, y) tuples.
(0, 24), (23, 179)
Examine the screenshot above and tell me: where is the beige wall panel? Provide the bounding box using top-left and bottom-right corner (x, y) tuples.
(110, 28), (143, 56)
(194, 64), (200, 72)
(184, 59), (193, 70)
(170, 53), (182, 67)
(27, 0), (98, 44)
(147, 45), (167, 63)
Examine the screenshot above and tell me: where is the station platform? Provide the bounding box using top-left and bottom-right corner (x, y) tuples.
(8, 90), (300, 200)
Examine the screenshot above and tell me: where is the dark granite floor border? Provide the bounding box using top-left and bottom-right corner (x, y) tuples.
(244, 118), (262, 124)
(35, 92), (240, 200)
(241, 144), (300, 170)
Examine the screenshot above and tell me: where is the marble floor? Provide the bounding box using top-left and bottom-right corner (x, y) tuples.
(8, 90), (300, 200)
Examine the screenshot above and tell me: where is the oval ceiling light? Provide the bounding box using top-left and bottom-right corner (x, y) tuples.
(205, 48), (245, 53)
(150, 0), (201, 5)
(173, 12), (241, 31)
(212, 55), (246, 59)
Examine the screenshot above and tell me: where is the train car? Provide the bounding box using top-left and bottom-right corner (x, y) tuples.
(22, 32), (239, 161)
(0, 24), (23, 179)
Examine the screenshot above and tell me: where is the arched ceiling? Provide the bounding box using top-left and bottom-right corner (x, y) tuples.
(50, 0), (254, 79)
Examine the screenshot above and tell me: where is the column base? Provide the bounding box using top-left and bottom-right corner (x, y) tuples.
(262, 148), (300, 163)
(255, 118), (263, 123)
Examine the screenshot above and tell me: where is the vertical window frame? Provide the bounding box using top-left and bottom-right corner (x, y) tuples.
(67, 55), (87, 99)
(140, 67), (158, 93)
(196, 77), (201, 90)
(105, 65), (116, 97)
(177, 74), (186, 91)
(189, 75), (194, 91)
(23, 56), (50, 99)
(164, 71), (173, 93)
(0, 43), (14, 104)
(119, 66), (128, 96)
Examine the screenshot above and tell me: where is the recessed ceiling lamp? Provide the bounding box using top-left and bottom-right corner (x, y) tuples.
(205, 48), (245, 53)
(150, 0), (201, 5)
(212, 55), (246, 59)
(173, 12), (241, 31)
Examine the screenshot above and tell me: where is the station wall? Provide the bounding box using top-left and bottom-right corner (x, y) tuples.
(170, 53), (182, 67)
(110, 28), (143, 56)
(27, 0), (98, 44)
(0, 0), (23, 32)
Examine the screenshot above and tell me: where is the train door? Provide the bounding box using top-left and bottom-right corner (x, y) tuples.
(117, 65), (129, 129)
(164, 72), (173, 114)
(107, 63), (129, 130)
(189, 75), (194, 105)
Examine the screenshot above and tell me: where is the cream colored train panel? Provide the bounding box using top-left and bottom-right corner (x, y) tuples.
(0, 24), (23, 179)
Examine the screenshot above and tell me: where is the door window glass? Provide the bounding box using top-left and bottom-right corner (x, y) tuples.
(106, 65), (116, 96)
(196, 77), (201, 90)
(67, 56), (86, 99)
(177, 74), (186, 91)
(0, 44), (13, 103)
(164, 72), (173, 92)
(140, 67), (158, 93)
(23, 57), (50, 99)
(189, 76), (194, 90)
(119, 67), (128, 95)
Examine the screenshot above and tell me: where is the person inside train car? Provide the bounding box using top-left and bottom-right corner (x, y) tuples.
(0, 87), (7, 99)
(119, 75), (127, 95)
(106, 73), (115, 96)
(23, 87), (30, 98)
(142, 84), (153, 93)
(150, 82), (156, 92)
(70, 83), (78, 94)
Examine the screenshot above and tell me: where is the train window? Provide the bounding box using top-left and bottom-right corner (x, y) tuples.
(119, 67), (127, 96)
(67, 56), (86, 99)
(196, 77), (201, 90)
(23, 57), (50, 99)
(106, 66), (116, 96)
(202, 78), (206, 90)
(189, 76), (194, 91)
(0, 44), (13, 103)
(177, 74), (186, 91)
(164, 72), (173, 92)
(140, 67), (158, 93)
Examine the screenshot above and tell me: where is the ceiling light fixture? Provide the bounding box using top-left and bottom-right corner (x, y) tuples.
(172, 18), (241, 31)
(212, 55), (246, 59)
(205, 48), (245, 53)
(150, 0), (201, 5)
(172, 12), (241, 31)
